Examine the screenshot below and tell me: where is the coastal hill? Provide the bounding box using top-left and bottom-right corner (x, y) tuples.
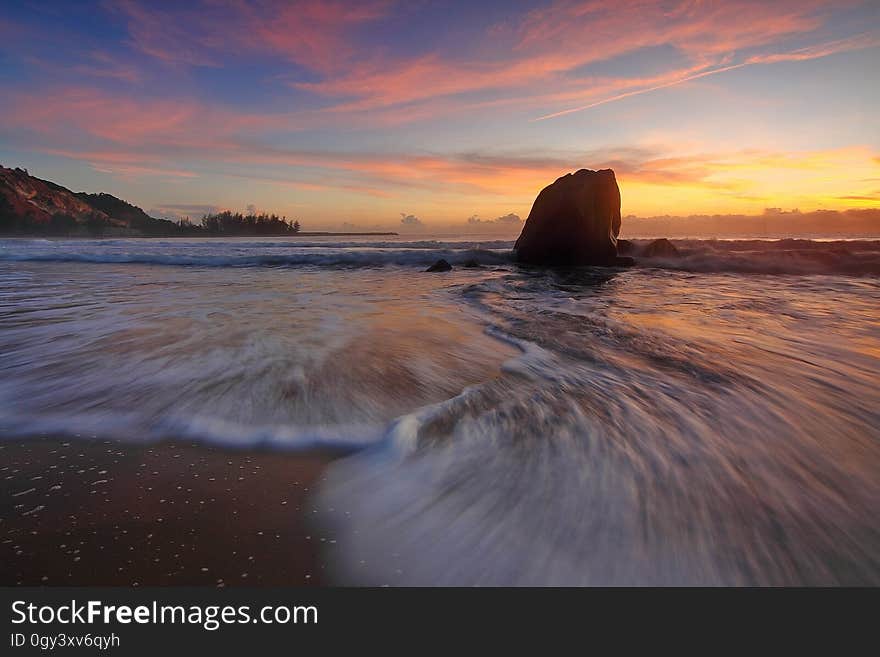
(0, 166), (397, 237)
(0, 165), (180, 236)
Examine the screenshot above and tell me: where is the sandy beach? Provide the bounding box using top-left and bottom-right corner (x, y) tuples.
(0, 439), (340, 586)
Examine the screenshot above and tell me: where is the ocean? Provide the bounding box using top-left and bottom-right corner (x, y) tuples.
(1, 235), (879, 585)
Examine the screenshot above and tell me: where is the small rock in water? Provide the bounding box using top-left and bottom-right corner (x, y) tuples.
(641, 238), (678, 258)
(462, 259), (482, 268)
(425, 259), (452, 272)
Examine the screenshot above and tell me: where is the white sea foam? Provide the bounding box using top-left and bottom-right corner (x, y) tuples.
(314, 265), (880, 585)
(2, 236), (879, 585)
(2, 236), (878, 274)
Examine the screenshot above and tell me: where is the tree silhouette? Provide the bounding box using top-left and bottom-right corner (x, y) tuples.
(199, 210), (299, 235)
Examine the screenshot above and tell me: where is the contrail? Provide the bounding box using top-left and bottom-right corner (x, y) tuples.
(532, 32), (879, 122)
(532, 62), (750, 122)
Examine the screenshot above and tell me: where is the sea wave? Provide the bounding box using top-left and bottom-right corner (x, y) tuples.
(0, 408), (382, 451)
(3, 237), (878, 274)
(90, 238), (517, 251)
(628, 238), (880, 275)
(0, 248), (513, 268)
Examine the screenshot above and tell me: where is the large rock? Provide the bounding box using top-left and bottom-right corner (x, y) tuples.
(514, 169), (621, 265)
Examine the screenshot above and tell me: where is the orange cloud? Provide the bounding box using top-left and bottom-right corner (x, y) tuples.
(24, 127), (880, 215)
(4, 84), (876, 216)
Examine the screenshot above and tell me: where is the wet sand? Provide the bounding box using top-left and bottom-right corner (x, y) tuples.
(0, 439), (341, 586)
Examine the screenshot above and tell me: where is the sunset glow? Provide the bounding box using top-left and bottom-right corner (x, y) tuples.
(3, 1), (880, 593)
(1, 0), (877, 230)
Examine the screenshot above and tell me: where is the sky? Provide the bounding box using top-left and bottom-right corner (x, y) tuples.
(0, 0), (878, 232)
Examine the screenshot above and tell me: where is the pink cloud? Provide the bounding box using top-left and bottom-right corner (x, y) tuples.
(534, 30), (880, 120)
(253, 0), (391, 73)
(108, 0), (221, 67)
(88, 0), (876, 128)
(110, 0), (390, 72)
(73, 51), (143, 83)
(11, 92), (879, 209)
(745, 30), (880, 63)
(3, 87), (294, 147)
(286, 0), (872, 123)
(513, 0), (828, 56)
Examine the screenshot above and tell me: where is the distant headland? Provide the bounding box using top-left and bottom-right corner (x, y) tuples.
(0, 166), (398, 238)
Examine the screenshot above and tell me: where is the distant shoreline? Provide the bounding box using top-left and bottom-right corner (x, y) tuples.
(282, 232), (400, 236)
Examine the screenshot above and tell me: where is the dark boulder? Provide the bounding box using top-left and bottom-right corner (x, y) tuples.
(425, 258), (452, 272)
(641, 238), (678, 258)
(514, 169), (621, 265)
(617, 239), (635, 255)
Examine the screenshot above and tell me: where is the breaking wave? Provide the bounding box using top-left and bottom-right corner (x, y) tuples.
(314, 264), (880, 585)
(628, 238), (880, 275)
(1, 237), (878, 275)
(0, 248), (512, 268)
